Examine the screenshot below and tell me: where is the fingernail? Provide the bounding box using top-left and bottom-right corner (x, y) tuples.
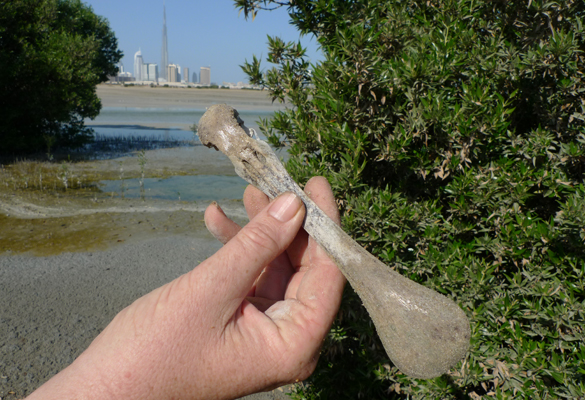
(268, 192), (302, 222)
(211, 201), (226, 216)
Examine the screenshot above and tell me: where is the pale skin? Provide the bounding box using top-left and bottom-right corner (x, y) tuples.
(27, 176), (345, 400)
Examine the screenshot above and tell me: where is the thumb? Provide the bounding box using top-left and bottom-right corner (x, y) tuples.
(196, 192), (305, 311)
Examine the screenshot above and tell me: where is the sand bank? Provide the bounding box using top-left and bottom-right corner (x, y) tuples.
(96, 84), (289, 111)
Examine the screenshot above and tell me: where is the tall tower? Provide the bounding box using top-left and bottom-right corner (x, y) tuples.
(160, 2), (169, 81)
(134, 49), (143, 81)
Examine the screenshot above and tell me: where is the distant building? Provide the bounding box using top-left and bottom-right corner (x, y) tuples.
(142, 63), (158, 82)
(134, 49), (144, 81)
(183, 67), (189, 83)
(200, 66), (210, 86)
(161, 4), (169, 81)
(167, 64), (179, 83)
(107, 70), (134, 83)
(192, 72), (198, 83)
(149, 64), (158, 82)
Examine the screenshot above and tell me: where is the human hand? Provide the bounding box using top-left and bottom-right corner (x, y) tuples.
(28, 176), (345, 400)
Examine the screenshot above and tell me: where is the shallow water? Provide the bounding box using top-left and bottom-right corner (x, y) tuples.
(82, 107), (273, 159)
(88, 107), (282, 202)
(88, 107), (272, 135)
(93, 126), (196, 142)
(100, 175), (248, 202)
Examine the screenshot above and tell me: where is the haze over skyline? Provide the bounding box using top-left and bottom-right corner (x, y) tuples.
(82, 0), (323, 84)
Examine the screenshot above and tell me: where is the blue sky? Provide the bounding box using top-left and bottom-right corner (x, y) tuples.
(82, 0), (323, 84)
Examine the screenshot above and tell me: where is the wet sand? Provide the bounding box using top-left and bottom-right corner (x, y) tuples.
(0, 87), (292, 399)
(1, 236), (221, 396)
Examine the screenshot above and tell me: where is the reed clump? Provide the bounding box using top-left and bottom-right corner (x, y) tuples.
(0, 161), (100, 193)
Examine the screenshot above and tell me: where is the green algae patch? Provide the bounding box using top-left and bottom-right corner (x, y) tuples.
(0, 210), (209, 257)
(0, 213), (116, 255)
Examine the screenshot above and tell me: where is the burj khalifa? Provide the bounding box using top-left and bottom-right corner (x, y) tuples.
(160, 3), (169, 81)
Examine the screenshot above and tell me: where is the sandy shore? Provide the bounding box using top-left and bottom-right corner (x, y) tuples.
(0, 87), (292, 399)
(1, 236), (220, 397)
(96, 84), (289, 111)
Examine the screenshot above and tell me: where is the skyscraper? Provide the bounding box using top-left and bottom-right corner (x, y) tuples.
(167, 64), (178, 83)
(160, 2), (169, 81)
(134, 49), (143, 81)
(200, 66), (210, 86)
(142, 63), (159, 82)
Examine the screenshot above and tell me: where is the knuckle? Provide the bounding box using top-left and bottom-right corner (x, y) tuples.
(236, 220), (282, 254)
(278, 353), (318, 384)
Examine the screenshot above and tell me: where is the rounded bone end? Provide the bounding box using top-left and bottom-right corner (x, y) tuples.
(380, 308), (471, 379)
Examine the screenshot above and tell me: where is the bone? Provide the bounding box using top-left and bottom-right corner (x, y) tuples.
(197, 104), (470, 379)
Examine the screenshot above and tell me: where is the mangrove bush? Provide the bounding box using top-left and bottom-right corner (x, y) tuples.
(0, 0), (122, 154)
(237, 0), (585, 398)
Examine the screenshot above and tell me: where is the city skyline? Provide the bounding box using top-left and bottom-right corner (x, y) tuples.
(131, 4), (190, 85)
(82, 0), (323, 84)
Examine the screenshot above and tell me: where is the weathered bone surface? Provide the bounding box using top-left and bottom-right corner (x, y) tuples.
(197, 104), (470, 379)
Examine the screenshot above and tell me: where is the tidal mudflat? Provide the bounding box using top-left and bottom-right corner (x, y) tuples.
(0, 86), (291, 400)
(1, 87), (288, 256)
